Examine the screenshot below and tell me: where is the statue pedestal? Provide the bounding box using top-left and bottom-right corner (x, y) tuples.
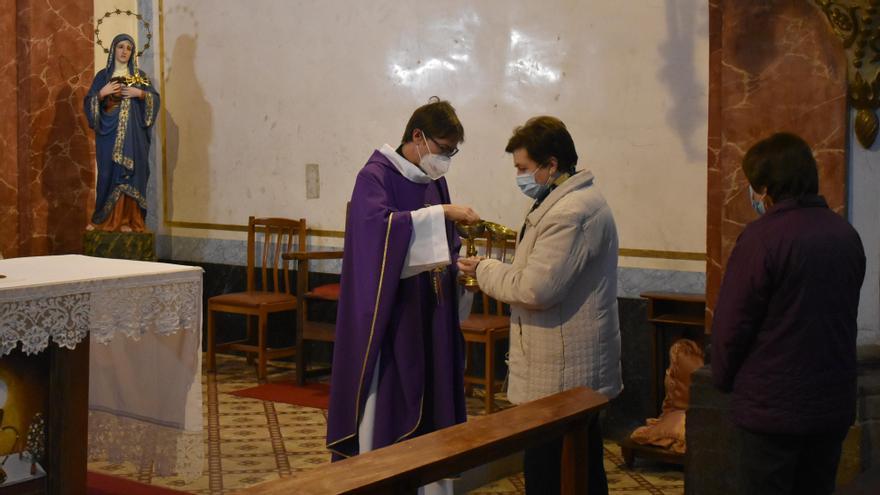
(83, 230), (156, 261)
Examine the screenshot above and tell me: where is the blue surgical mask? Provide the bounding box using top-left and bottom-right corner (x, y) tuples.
(517, 170), (550, 199)
(749, 185), (766, 215)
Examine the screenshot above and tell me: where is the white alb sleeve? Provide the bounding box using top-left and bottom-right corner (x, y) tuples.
(401, 205), (450, 279)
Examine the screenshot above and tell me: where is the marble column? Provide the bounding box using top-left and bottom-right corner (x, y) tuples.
(0, 0), (94, 258)
(705, 0), (848, 327)
(0, 0), (18, 259)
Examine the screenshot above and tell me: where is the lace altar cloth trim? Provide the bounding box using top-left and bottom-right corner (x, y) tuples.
(88, 409), (204, 481)
(0, 277), (200, 356)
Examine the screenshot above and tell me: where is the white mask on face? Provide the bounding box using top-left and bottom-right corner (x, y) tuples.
(416, 135), (451, 180)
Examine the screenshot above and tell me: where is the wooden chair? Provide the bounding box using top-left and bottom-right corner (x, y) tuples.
(282, 202), (347, 385)
(283, 249), (343, 385)
(461, 225), (517, 413)
(207, 216), (305, 381)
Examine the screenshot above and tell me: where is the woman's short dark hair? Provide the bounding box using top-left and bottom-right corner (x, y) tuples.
(505, 116), (578, 174)
(742, 132), (819, 201)
(401, 97), (464, 144)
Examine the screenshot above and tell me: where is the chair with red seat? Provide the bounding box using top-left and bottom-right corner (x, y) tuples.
(282, 205), (349, 385)
(206, 216), (305, 381)
(284, 249), (343, 385)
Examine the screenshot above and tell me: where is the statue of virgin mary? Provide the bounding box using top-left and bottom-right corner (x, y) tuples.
(83, 33), (159, 232)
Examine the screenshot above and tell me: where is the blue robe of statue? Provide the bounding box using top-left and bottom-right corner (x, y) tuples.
(83, 34), (159, 225)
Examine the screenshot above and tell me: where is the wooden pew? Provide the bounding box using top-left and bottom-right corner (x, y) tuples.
(235, 386), (608, 495)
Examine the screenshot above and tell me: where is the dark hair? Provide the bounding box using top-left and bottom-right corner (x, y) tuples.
(401, 97), (464, 144)
(505, 116), (578, 174)
(742, 132), (819, 201)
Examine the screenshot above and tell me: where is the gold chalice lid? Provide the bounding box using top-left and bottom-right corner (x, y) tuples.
(482, 221), (517, 238)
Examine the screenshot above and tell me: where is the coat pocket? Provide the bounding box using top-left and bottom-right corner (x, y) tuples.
(506, 316), (527, 401)
(516, 316), (526, 357)
(508, 316), (527, 366)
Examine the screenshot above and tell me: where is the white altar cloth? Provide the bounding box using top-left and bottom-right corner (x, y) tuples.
(0, 255), (204, 480)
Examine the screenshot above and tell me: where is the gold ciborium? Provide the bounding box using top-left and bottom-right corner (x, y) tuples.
(455, 221), (485, 287)
(482, 221), (517, 240)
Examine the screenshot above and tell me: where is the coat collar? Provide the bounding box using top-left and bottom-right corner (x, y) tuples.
(764, 194), (828, 215)
(525, 170), (595, 228)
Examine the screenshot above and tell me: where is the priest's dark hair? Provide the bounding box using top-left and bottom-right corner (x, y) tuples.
(505, 116), (578, 174)
(742, 132), (819, 202)
(401, 96), (465, 144)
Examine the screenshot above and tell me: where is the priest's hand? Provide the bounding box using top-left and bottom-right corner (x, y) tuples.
(457, 256), (483, 277)
(443, 204), (480, 224)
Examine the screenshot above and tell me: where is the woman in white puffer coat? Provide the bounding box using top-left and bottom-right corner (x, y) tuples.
(458, 116), (622, 495)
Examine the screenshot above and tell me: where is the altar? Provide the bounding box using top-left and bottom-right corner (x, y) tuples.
(0, 255), (204, 493)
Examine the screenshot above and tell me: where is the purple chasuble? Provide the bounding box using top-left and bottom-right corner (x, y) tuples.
(326, 150), (467, 460)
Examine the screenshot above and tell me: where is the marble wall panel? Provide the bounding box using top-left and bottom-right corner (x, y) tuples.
(0, 0), (19, 258)
(2, 0), (94, 257)
(21, 0), (95, 255)
(706, 0), (848, 327)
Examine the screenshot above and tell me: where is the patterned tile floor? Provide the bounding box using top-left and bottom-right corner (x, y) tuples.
(469, 443), (684, 495)
(88, 355), (683, 494)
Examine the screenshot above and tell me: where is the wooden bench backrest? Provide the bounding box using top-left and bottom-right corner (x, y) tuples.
(235, 386), (608, 495)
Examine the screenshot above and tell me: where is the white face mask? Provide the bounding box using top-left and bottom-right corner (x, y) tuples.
(416, 135), (451, 180)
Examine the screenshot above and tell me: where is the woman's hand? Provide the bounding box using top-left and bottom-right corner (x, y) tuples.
(457, 256), (483, 277)
(121, 86), (145, 99)
(99, 81), (121, 98)
(443, 204), (480, 224)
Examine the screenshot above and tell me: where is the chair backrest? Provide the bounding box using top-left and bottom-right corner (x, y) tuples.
(247, 216), (307, 294)
(480, 225), (517, 316)
(298, 204), (349, 295)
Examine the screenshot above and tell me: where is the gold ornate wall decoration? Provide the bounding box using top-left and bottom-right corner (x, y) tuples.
(814, 0), (880, 148)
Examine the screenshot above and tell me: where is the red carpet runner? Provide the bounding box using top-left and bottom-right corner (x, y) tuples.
(87, 471), (190, 494)
(228, 381), (331, 409)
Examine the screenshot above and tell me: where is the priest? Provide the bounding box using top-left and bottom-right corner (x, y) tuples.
(326, 98), (479, 482)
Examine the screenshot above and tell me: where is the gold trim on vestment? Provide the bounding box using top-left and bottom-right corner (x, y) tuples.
(111, 98), (134, 170)
(144, 92), (155, 127)
(395, 376), (425, 443)
(326, 212), (394, 452)
(326, 446), (351, 459)
(94, 183), (148, 224)
(122, 183), (148, 210)
(89, 94), (100, 128)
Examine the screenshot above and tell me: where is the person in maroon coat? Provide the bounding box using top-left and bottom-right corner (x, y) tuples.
(712, 132), (866, 495)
